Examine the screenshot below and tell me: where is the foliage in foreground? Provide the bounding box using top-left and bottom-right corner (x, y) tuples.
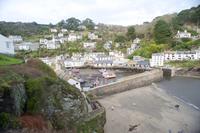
(0, 54), (23, 66)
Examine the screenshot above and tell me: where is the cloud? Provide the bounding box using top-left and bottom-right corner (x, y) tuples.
(0, 0), (199, 25)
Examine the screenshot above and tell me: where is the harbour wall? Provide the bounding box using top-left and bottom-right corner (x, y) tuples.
(88, 69), (163, 97)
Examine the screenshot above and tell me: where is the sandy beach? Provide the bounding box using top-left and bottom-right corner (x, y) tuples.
(99, 85), (200, 133)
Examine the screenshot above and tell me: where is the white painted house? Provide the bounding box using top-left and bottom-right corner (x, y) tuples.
(68, 33), (82, 42)
(67, 78), (82, 90)
(58, 33), (64, 38)
(64, 58), (85, 68)
(150, 50), (200, 67)
(104, 41), (112, 50)
(150, 53), (165, 67)
(109, 51), (124, 59)
(175, 30), (191, 38)
(93, 54), (113, 67)
(164, 51), (198, 61)
(133, 38), (141, 44)
(9, 35), (23, 43)
(88, 33), (98, 40)
(61, 29), (68, 33)
(40, 39), (48, 45)
(50, 29), (57, 33)
(0, 34), (15, 55)
(83, 42), (96, 49)
(46, 41), (60, 49)
(127, 43), (140, 55)
(15, 42), (39, 51)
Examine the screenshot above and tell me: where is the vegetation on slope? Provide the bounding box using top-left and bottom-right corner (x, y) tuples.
(154, 20), (172, 44)
(0, 59), (105, 132)
(0, 21), (49, 41)
(0, 54), (23, 66)
(128, 41), (167, 59)
(167, 60), (200, 68)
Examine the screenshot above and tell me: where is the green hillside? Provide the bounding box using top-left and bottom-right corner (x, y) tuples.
(0, 54), (23, 66)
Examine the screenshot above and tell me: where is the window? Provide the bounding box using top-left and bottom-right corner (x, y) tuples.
(6, 42), (10, 49)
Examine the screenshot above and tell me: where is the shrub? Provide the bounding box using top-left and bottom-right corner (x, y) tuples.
(0, 112), (19, 129)
(0, 54), (23, 66)
(181, 38), (192, 42)
(25, 77), (57, 113)
(26, 59), (57, 78)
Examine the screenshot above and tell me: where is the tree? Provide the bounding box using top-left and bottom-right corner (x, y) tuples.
(65, 17), (81, 31)
(114, 35), (127, 43)
(126, 26), (136, 41)
(57, 20), (66, 28)
(82, 18), (95, 30)
(129, 43), (166, 58)
(154, 20), (172, 44)
(49, 23), (54, 28)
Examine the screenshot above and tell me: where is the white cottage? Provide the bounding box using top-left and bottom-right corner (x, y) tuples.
(15, 42), (39, 51)
(88, 33), (98, 40)
(50, 29), (57, 33)
(150, 50), (200, 67)
(83, 42), (96, 49)
(61, 29), (68, 33)
(133, 38), (141, 44)
(104, 41), (112, 50)
(127, 43), (140, 55)
(150, 53), (165, 67)
(64, 59), (85, 68)
(0, 34), (15, 55)
(175, 30), (191, 38)
(46, 41), (60, 49)
(68, 33), (82, 42)
(9, 35), (23, 43)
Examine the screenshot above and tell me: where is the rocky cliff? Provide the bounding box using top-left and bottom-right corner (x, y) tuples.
(0, 59), (105, 133)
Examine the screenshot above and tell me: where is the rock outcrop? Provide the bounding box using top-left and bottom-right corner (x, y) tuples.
(0, 59), (106, 133)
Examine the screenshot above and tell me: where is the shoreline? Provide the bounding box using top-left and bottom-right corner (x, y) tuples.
(99, 85), (200, 133)
(174, 67), (200, 79)
(175, 74), (200, 79)
(154, 83), (200, 111)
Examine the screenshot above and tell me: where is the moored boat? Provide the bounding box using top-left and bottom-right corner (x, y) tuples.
(102, 70), (116, 79)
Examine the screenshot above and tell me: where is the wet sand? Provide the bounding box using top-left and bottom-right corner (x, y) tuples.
(99, 85), (200, 133)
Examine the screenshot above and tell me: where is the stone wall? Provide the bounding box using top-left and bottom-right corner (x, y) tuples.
(76, 101), (106, 133)
(88, 69), (163, 97)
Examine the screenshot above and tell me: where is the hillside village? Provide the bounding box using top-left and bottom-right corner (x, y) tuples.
(1, 25), (200, 69)
(0, 2), (200, 133)
(0, 4), (200, 109)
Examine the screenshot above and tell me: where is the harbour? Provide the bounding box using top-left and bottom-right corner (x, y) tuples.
(64, 68), (141, 91)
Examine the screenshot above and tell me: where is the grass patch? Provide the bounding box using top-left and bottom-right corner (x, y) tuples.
(166, 60), (200, 68)
(0, 54), (23, 66)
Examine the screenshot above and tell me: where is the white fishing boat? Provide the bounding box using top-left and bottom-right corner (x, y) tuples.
(102, 70), (116, 79)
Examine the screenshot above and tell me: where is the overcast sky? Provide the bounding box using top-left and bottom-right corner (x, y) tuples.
(0, 0), (199, 26)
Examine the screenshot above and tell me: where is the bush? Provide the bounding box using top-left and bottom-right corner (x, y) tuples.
(25, 77), (55, 113)
(0, 54), (23, 66)
(26, 77), (46, 113)
(167, 60), (200, 68)
(181, 38), (192, 42)
(26, 59), (57, 78)
(130, 43), (166, 58)
(0, 112), (19, 129)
